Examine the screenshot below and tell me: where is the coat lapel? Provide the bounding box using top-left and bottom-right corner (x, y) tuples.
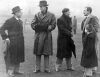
(37, 12), (50, 22)
(81, 17), (87, 31)
(83, 14), (93, 31)
(12, 17), (22, 24)
(12, 17), (23, 30)
(61, 15), (72, 29)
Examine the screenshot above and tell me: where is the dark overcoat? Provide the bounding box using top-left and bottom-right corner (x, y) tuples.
(0, 17), (25, 65)
(56, 15), (75, 59)
(81, 15), (99, 68)
(31, 12), (56, 56)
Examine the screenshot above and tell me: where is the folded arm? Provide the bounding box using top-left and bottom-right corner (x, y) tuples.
(57, 19), (72, 37)
(48, 14), (56, 31)
(0, 20), (9, 40)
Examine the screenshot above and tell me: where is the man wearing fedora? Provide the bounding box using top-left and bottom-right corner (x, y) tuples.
(31, 0), (56, 73)
(0, 6), (25, 76)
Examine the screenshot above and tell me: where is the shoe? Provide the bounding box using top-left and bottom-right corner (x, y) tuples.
(67, 67), (75, 71)
(44, 70), (51, 73)
(86, 76), (92, 77)
(83, 73), (92, 77)
(55, 64), (59, 72)
(92, 67), (97, 75)
(14, 71), (24, 75)
(7, 70), (15, 77)
(92, 70), (96, 74)
(33, 70), (41, 73)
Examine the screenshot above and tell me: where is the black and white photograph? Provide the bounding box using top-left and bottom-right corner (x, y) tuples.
(0, 0), (100, 77)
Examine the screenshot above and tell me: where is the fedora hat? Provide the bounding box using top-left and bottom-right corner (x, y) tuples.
(12, 6), (22, 14)
(39, 0), (48, 7)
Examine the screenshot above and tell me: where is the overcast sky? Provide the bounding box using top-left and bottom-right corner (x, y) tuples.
(0, 0), (100, 17)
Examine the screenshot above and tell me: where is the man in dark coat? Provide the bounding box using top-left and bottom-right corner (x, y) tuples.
(72, 16), (77, 34)
(31, 0), (56, 73)
(55, 8), (75, 72)
(81, 7), (99, 77)
(0, 6), (25, 76)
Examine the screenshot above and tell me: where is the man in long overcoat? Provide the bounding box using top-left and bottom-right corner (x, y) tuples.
(0, 6), (25, 76)
(55, 8), (75, 72)
(72, 16), (77, 34)
(81, 7), (99, 77)
(31, 0), (56, 73)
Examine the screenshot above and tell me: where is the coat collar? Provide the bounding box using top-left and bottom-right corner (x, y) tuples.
(83, 14), (94, 30)
(11, 16), (22, 25)
(61, 14), (71, 23)
(38, 11), (50, 20)
(62, 14), (70, 19)
(14, 16), (19, 20)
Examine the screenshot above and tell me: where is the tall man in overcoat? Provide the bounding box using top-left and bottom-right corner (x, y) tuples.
(81, 7), (99, 77)
(31, 0), (56, 73)
(0, 6), (25, 76)
(55, 8), (75, 72)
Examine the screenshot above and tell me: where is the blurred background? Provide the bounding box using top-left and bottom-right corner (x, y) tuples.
(0, 0), (100, 16)
(0, 0), (100, 26)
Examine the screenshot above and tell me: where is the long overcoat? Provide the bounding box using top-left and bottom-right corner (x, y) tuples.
(56, 15), (75, 59)
(31, 12), (56, 56)
(81, 15), (99, 68)
(0, 17), (25, 65)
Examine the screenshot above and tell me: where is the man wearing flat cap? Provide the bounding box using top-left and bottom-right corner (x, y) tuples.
(0, 6), (25, 76)
(31, 0), (56, 73)
(55, 8), (75, 72)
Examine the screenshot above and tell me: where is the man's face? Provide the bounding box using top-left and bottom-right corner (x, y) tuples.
(64, 11), (70, 16)
(40, 6), (47, 13)
(15, 11), (22, 18)
(83, 8), (89, 16)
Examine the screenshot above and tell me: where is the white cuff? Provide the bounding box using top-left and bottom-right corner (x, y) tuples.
(6, 38), (9, 40)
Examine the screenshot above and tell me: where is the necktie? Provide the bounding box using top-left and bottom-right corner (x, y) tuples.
(83, 17), (87, 31)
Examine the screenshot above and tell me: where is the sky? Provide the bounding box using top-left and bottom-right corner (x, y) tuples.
(0, 0), (100, 17)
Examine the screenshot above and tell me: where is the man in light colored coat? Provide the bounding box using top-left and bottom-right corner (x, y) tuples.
(31, 0), (56, 73)
(81, 6), (99, 77)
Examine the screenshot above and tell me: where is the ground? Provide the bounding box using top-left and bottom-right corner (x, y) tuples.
(0, 23), (100, 77)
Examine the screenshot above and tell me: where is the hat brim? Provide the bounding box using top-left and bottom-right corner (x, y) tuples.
(39, 4), (48, 7)
(12, 9), (22, 14)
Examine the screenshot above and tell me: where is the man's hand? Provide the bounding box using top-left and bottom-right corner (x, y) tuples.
(86, 31), (90, 35)
(86, 31), (92, 35)
(5, 38), (10, 44)
(48, 25), (52, 31)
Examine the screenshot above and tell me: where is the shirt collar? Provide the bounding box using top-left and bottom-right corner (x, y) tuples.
(87, 14), (92, 18)
(14, 16), (19, 20)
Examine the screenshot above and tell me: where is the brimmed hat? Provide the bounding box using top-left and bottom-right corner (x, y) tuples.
(12, 6), (22, 14)
(39, 0), (48, 7)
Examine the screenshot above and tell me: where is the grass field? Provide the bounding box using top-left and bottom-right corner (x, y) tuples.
(0, 17), (100, 77)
